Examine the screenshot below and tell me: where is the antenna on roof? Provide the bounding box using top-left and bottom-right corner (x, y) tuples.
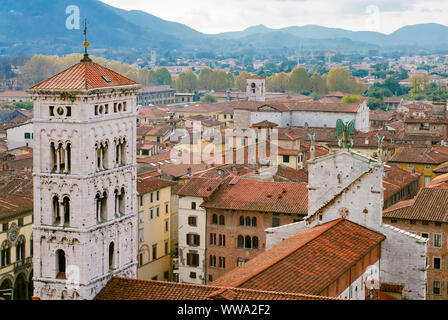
(81, 19), (92, 63)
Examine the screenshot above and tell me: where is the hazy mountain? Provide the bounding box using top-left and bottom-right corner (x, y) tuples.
(214, 23), (448, 49)
(0, 0), (447, 57)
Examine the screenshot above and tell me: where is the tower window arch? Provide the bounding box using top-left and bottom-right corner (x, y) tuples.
(56, 249), (66, 279)
(51, 141), (71, 173)
(52, 195), (61, 225)
(109, 242), (115, 271)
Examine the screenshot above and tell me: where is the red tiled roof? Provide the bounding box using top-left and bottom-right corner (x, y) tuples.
(252, 120), (279, 128)
(201, 178), (308, 215)
(28, 60), (137, 91)
(383, 182), (448, 222)
(382, 164), (422, 200)
(137, 177), (176, 195)
(177, 177), (223, 198)
(275, 165), (308, 183)
(434, 161), (448, 174)
(213, 219), (385, 296)
(0, 192), (33, 219)
(95, 277), (341, 300)
(389, 146), (448, 165)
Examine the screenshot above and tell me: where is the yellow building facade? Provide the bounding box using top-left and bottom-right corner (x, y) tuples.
(137, 178), (176, 281)
(0, 194), (33, 300)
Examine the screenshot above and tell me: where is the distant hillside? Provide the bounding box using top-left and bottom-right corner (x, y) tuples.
(214, 23), (448, 49)
(0, 0), (447, 57)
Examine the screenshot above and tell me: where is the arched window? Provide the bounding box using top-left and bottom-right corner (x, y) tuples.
(109, 242), (115, 271)
(119, 187), (126, 215)
(63, 196), (70, 226)
(50, 142), (57, 172)
(95, 193), (101, 223)
(219, 215), (225, 226)
(245, 236), (252, 249)
(16, 235), (26, 261)
(245, 217), (251, 226)
(212, 214), (218, 225)
(252, 217), (257, 227)
(56, 249), (66, 278)
(237, 236), (244, 248)
(100, 192), (108, 222)
(1, 240), (11, 267)
(239, 216), (245, 226)
(52, 196), (60, 225)
(252, 237), (259, 249)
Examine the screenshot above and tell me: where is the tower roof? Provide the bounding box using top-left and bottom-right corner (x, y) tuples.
(28, 60), (138, 92)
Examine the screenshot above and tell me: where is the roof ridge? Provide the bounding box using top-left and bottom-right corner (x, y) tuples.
(219, 219), (344, 289)
(306, 167), (376, 222)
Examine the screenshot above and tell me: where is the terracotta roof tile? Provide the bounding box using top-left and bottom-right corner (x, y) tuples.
(95, 277), (341, 300)
(389, 146), (448, 165)
(137, 177), (176, 195)
(177, 177), (223, 197)
(212, 219), (385, 295)
(383, 180), (448, 222)
(0, 192), (33, 219)
(201, 178), (308, 215)
(28, 61), (137, 91)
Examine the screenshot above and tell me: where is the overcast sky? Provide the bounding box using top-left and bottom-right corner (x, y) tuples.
(100, 0), (448, 34)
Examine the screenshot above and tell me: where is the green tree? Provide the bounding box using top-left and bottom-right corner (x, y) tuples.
(201, 94), (218, 103)
(367, 97), (386, 110)
(175, 70), (198, 93)
(341, 94), (362, 104)
(235, 71), (251, 91)
(225, 72), (235, 88)
(21, 55), (59, 88)
(309, 72), (327, 95)
(327, 67), (364, 94)
(198, 67), (214, 90)
(288, 67), (310, 93)
(410, 74), (430, 95)
(152, 68), (172, 86)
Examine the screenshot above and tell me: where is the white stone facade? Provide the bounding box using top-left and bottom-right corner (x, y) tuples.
(6, 122), (34, 150)
(30, 86), (140, 300)
(178, 195), (207, 285)
(265, 149), (428, 300)
(235, 100), (370, 132)
(246, 78), (265, 102)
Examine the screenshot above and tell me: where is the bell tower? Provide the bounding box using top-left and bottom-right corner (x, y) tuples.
(28, 35), (140, 300)
(246, 76), (266, 102)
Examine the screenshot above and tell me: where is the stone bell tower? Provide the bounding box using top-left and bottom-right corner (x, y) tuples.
(246, 76), (266, 102)
(28, 40), (140, 299)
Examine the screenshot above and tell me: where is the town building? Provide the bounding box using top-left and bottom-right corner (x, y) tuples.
(383, 174), (448, 299)
(6, 122), (33, 150)
(258, 148), (428, 300)
(0, 91), (31, 104)
(136, 86), (176, 106)
(389, 146), (448, 188)
(0, 193), (33, 300)
(28, 51), (140, 300)
(137, 176), (176, 281)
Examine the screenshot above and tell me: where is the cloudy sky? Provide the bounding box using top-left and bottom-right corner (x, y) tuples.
(100, 0), (448, 34)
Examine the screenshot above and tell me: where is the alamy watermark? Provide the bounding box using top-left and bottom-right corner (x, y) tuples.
(66, 5), (80, 30)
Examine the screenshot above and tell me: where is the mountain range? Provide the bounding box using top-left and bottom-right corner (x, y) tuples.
(0, 0), (447, 57)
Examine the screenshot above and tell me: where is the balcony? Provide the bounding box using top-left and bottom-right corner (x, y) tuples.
(13, 256), (32, 273)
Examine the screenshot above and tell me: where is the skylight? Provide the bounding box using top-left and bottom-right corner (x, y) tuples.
(102, 75), (112, 83)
